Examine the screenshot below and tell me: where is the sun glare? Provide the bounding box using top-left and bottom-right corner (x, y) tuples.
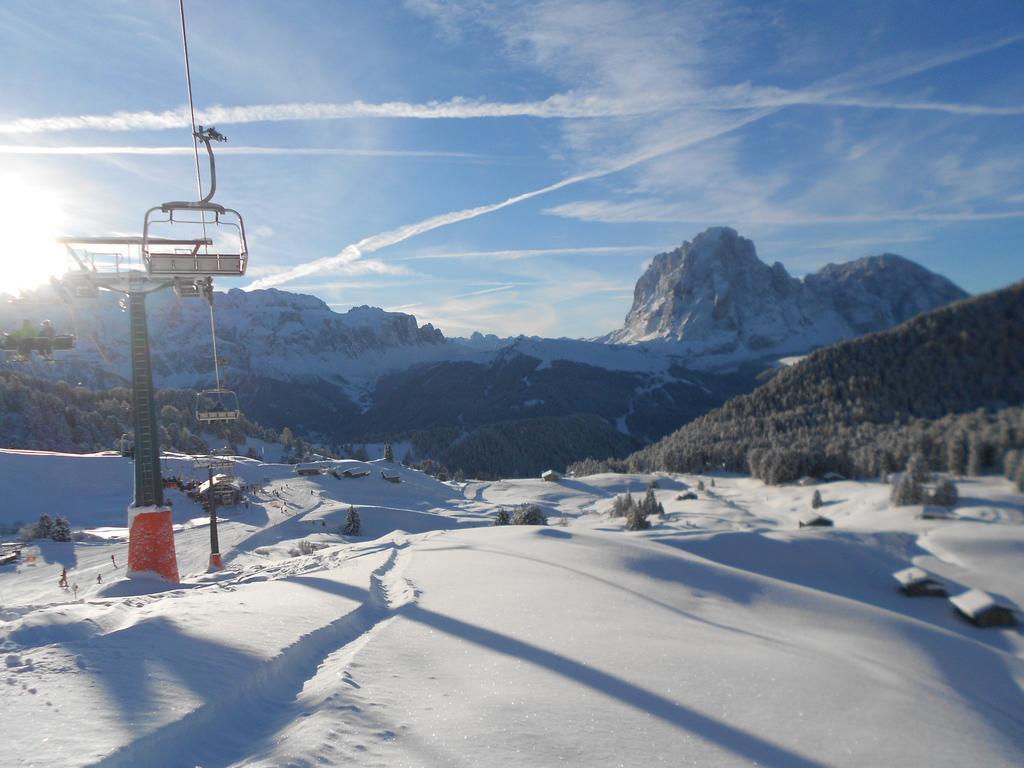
(0, 171), (69, 295)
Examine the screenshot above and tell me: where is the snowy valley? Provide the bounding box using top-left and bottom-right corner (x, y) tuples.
(1, 449), (1022, 767)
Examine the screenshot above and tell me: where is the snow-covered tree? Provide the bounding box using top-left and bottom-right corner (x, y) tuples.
(931, 479), (958, 507)
(342, 505), (361, 536)
(625, 503), (650, 531)
(384, 443), (394, 462)
(611, 492), (635, 518)
(946, 432), (967, 476)
(51, 516), (71, 542)
(36, 514), (53, 539)
(890, 471), (924, 507)
(907, 452), (930, 484)
(811, 489), (823, 509)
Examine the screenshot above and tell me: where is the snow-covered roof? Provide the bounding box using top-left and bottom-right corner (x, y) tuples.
(918, 505), (956, 520)
(198, 474), (241, 495)
(950, 589), (1010, 619)
(798, 511), (831, 525)
(892, 567), (936, 587)
(542, 469), (561, 478)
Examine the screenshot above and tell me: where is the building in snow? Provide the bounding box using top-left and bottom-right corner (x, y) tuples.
(798, 512), (833, 528)
(950, 589), (1016, 627)
(893, 567), (947, 597)
(294, 465), (323, 476)
(918, 505), (956, 520)
(197, 474), (242, 507)
(542, 470), (561, 482)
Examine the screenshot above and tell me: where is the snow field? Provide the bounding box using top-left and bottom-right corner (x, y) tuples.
(1, 450), (1022, 766)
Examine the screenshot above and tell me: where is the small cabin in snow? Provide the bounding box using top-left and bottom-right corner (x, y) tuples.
(950, 589), (1016, 627)
(294, 465), (322, 476)
(542, 470), (561, 482)
(197, 474), (242, 507)
(893, 567), (947, 597)
(798, 512), (833, 528)
(918, 505), (956, 521)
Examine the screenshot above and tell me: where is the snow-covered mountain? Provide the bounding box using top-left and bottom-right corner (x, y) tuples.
(605, 227), (967, 353)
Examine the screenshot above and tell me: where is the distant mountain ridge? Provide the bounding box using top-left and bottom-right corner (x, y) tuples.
(581, 281), (1024, 483)
(0, 228), (975, 477)
(605, 227), (967, 354)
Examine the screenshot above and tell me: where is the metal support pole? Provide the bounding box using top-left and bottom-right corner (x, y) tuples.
(125, 289), (179, 582)
(128, 291), (164, 508)
(207, 463), (222, 569)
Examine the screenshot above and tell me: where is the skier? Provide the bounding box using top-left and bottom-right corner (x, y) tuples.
(58, 567), (68, 588)
(96, 573), (102, 584)
(111, 553), (117, 569)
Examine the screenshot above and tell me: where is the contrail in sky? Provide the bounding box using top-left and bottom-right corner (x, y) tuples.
(246, 110), (774, 289)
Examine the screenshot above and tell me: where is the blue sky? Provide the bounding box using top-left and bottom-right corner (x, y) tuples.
(0, 0), (1021, 338)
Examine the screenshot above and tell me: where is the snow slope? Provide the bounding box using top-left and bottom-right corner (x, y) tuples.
(1, 452), (1022, 767)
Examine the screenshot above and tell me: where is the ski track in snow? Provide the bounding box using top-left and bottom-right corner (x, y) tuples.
(88, 542), (416, 768)
(1, 456), (1023, 766)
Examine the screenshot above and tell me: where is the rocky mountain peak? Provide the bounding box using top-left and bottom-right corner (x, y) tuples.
(605, 228), (967, 355)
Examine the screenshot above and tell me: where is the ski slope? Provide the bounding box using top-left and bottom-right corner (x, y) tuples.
(1, 450), (1022, 767)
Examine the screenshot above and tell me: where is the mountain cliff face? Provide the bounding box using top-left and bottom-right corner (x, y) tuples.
(605, 227), (967, 352)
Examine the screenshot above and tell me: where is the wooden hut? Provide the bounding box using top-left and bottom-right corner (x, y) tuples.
(542, 469), (561, 482)
(197, 474), (242, 507)
(950, 589), (1016, 628)
(798, 512), (833, 528)
(892, 567), (947, 597)
(918, 505), (956, 521)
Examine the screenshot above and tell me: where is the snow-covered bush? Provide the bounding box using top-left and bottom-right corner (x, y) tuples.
(511, 505), (547, 526)
(342, 506), (361, 536)
(811, 489), (823, 509)
(291, 540), (320, 556)
(493, 508), (511, 526)
(931, 479), (958, 507)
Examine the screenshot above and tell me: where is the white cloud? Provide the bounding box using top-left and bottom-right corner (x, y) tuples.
(0, 144), (488, 159)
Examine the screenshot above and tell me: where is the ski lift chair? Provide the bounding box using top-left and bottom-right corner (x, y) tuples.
(196, 388), (240, 422)
(142, 126), (248, 279)
(0, 331), (75, 362)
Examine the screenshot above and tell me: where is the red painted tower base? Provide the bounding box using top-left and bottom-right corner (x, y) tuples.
(208, 552), (224, 571)
(126, 507), (180, 583)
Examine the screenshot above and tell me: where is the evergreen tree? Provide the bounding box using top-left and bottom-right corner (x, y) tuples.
(1016, 462), (1024, 493)
(907, 452), (930, 484)
(966, 434), (983, 477)
(342, 505), (361, 536)
(625, 503), (651, 531)
(890, 471), (924, 507)
(51, 516), (71, 542)
(946, 432), (967, 476)
(697, 480), (706, 492)
(37, 514), (53, 539)
(811, 489), (823, 509)
(493, 508), (511, 526)
(611, 492), (635, 517)
(384, 443), (394, 462)
(931, 479), (958, 507)
(1003, 449), (1021, 480)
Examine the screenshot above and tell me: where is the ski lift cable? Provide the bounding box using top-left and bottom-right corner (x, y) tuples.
(177, 0), (211, 255)
(208, 294), (222, 391)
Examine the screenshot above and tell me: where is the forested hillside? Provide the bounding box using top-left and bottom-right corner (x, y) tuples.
(571, 282), (1024, 483)
(0, 371), (281, 456)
